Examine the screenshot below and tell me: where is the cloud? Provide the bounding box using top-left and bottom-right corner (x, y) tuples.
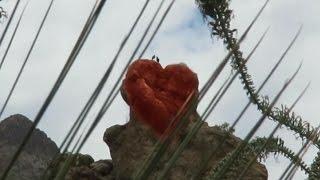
(0, 0), (319, 179)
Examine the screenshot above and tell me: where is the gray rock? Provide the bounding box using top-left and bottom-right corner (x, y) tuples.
(67, 159), (115, 180)
(0, 114), (59, 180)
(104, 112), (268, 180)
(90, 160), (113, 176)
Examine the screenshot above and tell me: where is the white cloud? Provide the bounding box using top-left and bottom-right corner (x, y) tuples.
(0, 0), (319, 179)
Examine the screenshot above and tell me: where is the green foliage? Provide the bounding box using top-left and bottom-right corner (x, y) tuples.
(309, 152), (320, 179)
(210, 137), (311, 179)
(209, 144), (254, 179)
(196, 0), (318, 147)
(250, 137), (310, 174)
(217, 122), (234, 133)
(44, 153), (94, 180)
(1, 0), (319, 179)
(195, 0), (320, 179)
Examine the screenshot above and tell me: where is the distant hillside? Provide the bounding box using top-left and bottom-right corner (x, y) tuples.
(0, 114), (59, 180)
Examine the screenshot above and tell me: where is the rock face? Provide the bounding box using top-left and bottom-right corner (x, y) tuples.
(45, 152), (115, 180)
(67, 159), (115, 180)
(0, 60), (269, 180)
(0, 114), (59, 180)
(104, 112), (268, 180)
(102, 59), (268, 179)
(121, 59), (199, 136)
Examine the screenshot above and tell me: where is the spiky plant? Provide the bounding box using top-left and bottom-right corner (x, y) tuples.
(192, 0), (320, 179)
(0, 0), (319, 179)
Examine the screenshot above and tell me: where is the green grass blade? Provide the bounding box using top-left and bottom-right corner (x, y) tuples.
(157, 29), (269, 180)
(59, 0), (152, 153)
(237, 79), (309, 180)
(0, 0), (107, 179)
(95, 0), (170, 116)
(74, 0), (169, 153)
(136, 29), (234, 178)
(210, 65), (299, 180)
(52, 121), (90, 180)
(56, 0), (101, 151)
(286, 137), (316, 179)
(48, 0), (172, 179)
(202, 72), (233, 117)
(0, 0), (23, 47)
(134, 92), (198, 180)
(199, 0), (270, 100)
(137, 0), (174, 58)
(238, 0), (270, 44)
(0, 0), (30, 70)
(157, 81), (230, 179)
(204, 27), (269, 120)
(75, 0), (167, 125)
(0, 0), (57, 119)
(191, 29), (268, 178)
(233, 26), (302, 128)
(135, 4), (271, 178)
(280, 126), (320, 180)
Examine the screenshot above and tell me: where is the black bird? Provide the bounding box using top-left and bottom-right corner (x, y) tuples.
(151, 55), (160, 63)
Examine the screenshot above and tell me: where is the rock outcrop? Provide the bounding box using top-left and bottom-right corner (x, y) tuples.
(0, 60), (269, 180)
(0, 114), (59, 180)
(45, 153), (115, 180)
(67, 159), (114, 180)
(104, 113), (268, 179)
(101, 59), (268, 179)
(121, 59), (199, 136)
(0, 114), (115, 180)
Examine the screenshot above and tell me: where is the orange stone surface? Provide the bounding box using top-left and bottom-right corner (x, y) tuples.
(122, 59), (199, 136)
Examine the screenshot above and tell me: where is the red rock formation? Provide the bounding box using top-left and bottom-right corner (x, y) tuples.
(121, 59), (199, 136)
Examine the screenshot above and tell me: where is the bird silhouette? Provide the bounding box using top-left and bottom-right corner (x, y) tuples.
(151, 55), (160, 63)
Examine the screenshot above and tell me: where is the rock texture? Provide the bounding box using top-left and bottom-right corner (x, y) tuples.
(104, 112), (268, 180)
(0, 60), (269, 180)
(0, 114), (59, 180)
(45, 153), (115, 180)
(67, 159), (114, 180)
(101, 59), (268, 179)
(0, 114), (114, 180)
(121, 59), (199, 136)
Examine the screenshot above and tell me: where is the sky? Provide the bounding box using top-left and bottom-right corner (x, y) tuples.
(0, 0), (320, 179)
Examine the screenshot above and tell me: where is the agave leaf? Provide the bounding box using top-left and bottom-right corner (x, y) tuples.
(0, 0), (30, 70)
(73, 0), (170, 155)
(233, 26), (302, 126)
(134, 91), (198, 180)
(210, 64), (299, 179)
(136, 27), (234, 178)
(0, 0), (56, 118)
(98, 0), (171, 117)
(249, 137), (311, 176)
(237, 76), (309, 180)
(52, 120), (89, 180)
(0, 0), (107, 179)
(198, 0), (270, 101)
(156, 5), (271, 178)
(157, 29), (267, 179)
(191, 28), (269, 178)
(204, 0), (317, 150)
(204, 27), (269, 121)
(0, 0), (23, 47)
(280, 125), (320, 180)
(52, 0), (172, 179)
(59, 0), (152, 153)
